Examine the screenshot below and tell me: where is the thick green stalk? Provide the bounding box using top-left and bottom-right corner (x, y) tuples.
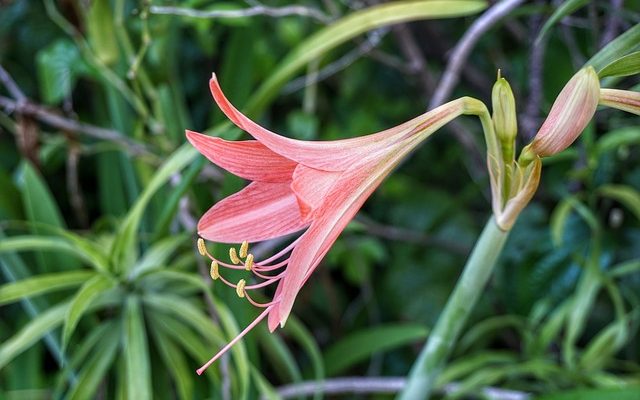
(398, 217), (509, 400)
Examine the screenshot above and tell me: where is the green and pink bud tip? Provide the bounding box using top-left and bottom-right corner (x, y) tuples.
(522, 66), (600, 160)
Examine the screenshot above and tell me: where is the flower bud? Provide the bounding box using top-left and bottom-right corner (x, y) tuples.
(528, 66), (600, 157)
(599, 88), (640, 115)
(492, 73), (518, 144)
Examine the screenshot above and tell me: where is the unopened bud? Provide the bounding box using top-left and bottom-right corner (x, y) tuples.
(599, 88), (640, 116)
(528, 66), (600, 157)
(492, 73), (518, 144)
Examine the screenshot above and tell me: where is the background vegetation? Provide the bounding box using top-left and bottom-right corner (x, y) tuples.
(1, 0), (639, 399)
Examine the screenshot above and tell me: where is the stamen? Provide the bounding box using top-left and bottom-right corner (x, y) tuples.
(197, 238), (207, 256)
(239, 241), (249, 258)
(245, 254), (254, 271)
(253, 258), (288, 272)
(229, 248), (241, 264)
(252, 268), (287, 281)
(236, 279), (246, 298)
(245, 278), (280, 290)
(210, 260), (219, 280)
(196, 305), (273, 375)
(245, 291), (279, 308)
(257, 236), (302, 265)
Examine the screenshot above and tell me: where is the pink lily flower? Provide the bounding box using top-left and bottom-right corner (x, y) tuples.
(189, 74), (486, 375)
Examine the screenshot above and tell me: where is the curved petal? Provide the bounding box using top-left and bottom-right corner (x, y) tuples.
(198, 181), (309, 243)
(273, 134), (429, 327)
(210, 74), (450, 171)
(290, 165), (341, 221)
(186, 130), (296, 182)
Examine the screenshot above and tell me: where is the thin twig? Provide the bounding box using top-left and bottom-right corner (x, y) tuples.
(66, 143), (89, 228)
(282, 28), (388, 94)
(600, 0), (624, 48)
(149, 4), (332, 24)
(356, 216), (469, 255)
(0, 65), (27, 102)
(0, 95), (153, 157)
(521, 1), (547, 142)
(392, 24), (436, 98)
(430, 0), (526, 109)
(271, 376), (531, 400)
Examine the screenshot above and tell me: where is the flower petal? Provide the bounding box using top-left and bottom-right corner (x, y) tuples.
(272, 135), (427, 327)
(198, 181), (309, 243)
(290, 165), (341, 221)
(210, 74), (448, 171)
(186, 130), (297, 182)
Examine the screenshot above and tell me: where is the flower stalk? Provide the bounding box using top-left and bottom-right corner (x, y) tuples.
(398, 217), (509, 399)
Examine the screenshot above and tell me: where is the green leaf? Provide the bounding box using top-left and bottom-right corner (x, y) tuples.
(152, 157), (205, 240)
(123, 297), (152, 400)
(250, 366), (280, 400)
(0, 270), (95, 305)
(257, 327), (302, 382)
(129, 234), (189, 279)
(597, 127), (640, 154)
(536, 0), (589, 44)
(550, 196), (600, 246)
(587, 23), (640, 70)
(286, 318), (324, 399)
(148, 317), (193, 400)
(111, 145), (196, 273)
(36, 39), (84, 104)
(146, 310), (221, 384)
(62, 274), (115, 349)
(245, 0), (487, 115)
(85, 0), (119, 65)
(143, 294), (224, 343)
(597, 184), (640, 222)
(67, 323), (120, 400)
(0, 236), (106, 271)
(0, 301), (69, 370)
(438, 352), (517, 385)
(15, 161), (80, 271)
(324, 324), (429, 375)
(579, 317), (628, 371)
(599, 51), (640, 78)
(455, 315), (525, 356)
(537, 387), (640, 400)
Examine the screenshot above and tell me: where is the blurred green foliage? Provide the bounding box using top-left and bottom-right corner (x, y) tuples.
(0, 0), (640, 399)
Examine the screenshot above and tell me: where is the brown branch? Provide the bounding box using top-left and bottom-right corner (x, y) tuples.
(0, 95), (153, 158)
(356, 216), (470, 255)
(600, 0), (624, 48)
(392, 24), (436, 97)
(430, 0), (526, 109)
(149, 4), (332, 24)
(271, 376), (531, 400)
(0, 65), (27, 102)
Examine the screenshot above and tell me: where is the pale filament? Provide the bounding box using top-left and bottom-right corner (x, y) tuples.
(251, 268), (287, 281)
(245, 277), (281, 290)
(196, 305), (273, 375)
(244, 291), (280, 308)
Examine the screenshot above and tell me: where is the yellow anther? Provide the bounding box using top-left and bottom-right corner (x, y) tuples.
(236, 279), (246, 298)
(197, 238), (207, 256)
(245, 254), (254, 271)
(210, 260), (219, 280)
(229, 247), (240, 264)
(239, 241), (249, 258)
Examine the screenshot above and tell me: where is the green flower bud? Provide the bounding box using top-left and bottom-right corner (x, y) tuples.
(492, 73), (518, 145)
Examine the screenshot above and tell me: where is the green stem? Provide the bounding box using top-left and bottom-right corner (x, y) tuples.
(398, 217), (509, 400)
